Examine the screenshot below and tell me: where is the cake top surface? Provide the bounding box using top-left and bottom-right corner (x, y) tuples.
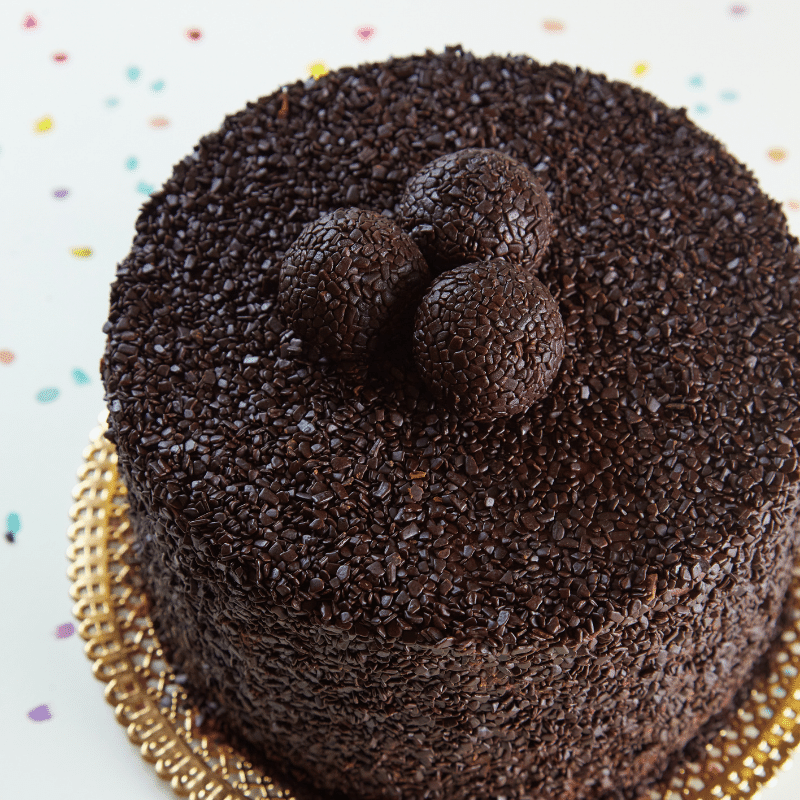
(103, 47), (800, 650)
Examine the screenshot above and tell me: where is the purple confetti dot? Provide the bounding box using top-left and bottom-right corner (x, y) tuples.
(53, 188), (69, 199)
(55, 622), (75, 639)
(28, 704), (52, 722)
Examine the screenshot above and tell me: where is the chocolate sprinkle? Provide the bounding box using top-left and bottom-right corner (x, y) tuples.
(413, 258), (564, 419)
(398, 147), (552, 275)
(279, 208), (429, 365)
(103, 47), (800, 800)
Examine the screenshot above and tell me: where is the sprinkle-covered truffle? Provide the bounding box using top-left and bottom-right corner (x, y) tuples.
(398, 148), (552, 275)
(413, 258), (564, 419)
(278, 208), (430, 364)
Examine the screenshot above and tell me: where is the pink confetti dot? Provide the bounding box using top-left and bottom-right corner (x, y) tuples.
(53, 52), (68, 63)
(23, 14), (38, 30)
(185, 28), (202, 41)
(0, 350), (14, 365)
(542, 19), (565, 32)
(730, 4), (748, 16)
(355, 26), (375, 42)
(787, 200), (800, 212)
(55, 622), (75, 639)
(28, 704), (52, 722)
(149, 116), (169, 129)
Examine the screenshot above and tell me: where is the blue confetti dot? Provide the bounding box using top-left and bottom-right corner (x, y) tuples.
(106, 97), (119, 108)
(720, 90), (738, 101)
(136, 181), (155, 195)
(688, 75), (704, 88)
(125, 156), (138, 171)
(126, 66), (140, 81)
(694, 103), (709, 115)
(6, 513), (21, 534)
(36, 387), (60, 403)
(151, 79), (165, 92)
(72, 368), (90, 385)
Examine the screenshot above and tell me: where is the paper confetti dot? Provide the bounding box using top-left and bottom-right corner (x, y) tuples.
(106, 97), (119, 108)
(767, 147), (788, 162)
(53, 52), (68, 63)
(355, 26), (375, 41)
(694, 104), (709, 115)
(149, 117), (169, 128)
(0, 350), (15, 365)
(632, 62), (650, 78)
(28, 705), (52, 722)
(72, 368), (90, 385)
(6, 513), (21, 534)
(23, 15), (38, 29)
(34, 116), (53, 134)
(542, 19), (565, 32)
(53, 188), (69, 199)
(308, 62), (328, 80)
(185, 28), (203, 41)
(37, 387), (59, 403)
(125, 156), (138, 170)
(71, 246), (93, 258)
(730, 4), (748, 16)
(688, 75), (704, 88)
(55, 622), (75, 639)
(151, 79), (165, 92)
(720, 90), (738, 101)
(127, 66), (140, 81)
(137, 181), (155, 195)
(787, 200), (800, 212)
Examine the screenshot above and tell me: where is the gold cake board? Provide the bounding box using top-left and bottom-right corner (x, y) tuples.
(67, 419), (800, 800)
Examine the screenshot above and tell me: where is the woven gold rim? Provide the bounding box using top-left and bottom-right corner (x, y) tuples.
(67, 417), (800, 800)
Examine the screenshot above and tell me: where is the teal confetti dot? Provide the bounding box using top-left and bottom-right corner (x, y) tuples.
(106, 97), (119, 108)
(136, 181), (155, 195)
(151, 79), (165, 92)
(694, 103), (709, 115)
(36, 387), (60, 403)
(126, 66), (140, 81)
(688, 75), (704, 88)
(125, 156), (138, 171)
(6, 513), (21, 534)
(72, 368), (90, 385)
(720, 90), (738, 101)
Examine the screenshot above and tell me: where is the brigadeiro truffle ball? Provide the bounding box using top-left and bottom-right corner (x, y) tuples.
(279, 208), (430, 365)
(413, 259), (564, 420)
(398, 148), (552, 275)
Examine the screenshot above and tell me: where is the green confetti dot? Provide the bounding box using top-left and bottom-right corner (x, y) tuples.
(125, 156), (138, 171)
(106, 97), (119, 108)
(6, 513), (20, 534)
(36, 387), (59, 403)
(151, 79), (165, 92)
(72, 368), (90, 385)
(136, 181), (155, 195)
(127, 66), (140, 81)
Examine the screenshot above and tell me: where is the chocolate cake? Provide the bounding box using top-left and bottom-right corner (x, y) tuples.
(101, 47), (800, 800)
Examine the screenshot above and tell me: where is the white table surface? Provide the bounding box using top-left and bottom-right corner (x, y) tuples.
(1, 1), (799, 798)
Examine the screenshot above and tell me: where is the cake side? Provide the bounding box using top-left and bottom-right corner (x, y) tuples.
(102, 48), (800, 800)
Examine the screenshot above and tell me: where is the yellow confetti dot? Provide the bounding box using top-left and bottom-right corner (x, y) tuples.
(34, 116), (53, 133)
(308, 62), (328, 80)
(767, 147), (787, 163)
(632, 62), (649, 78)
(71, 247), (93, 258)
(787, 200), (800, 212)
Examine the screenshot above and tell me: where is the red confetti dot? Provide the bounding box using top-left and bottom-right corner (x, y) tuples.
(149, 117), (170, 129)
(23, 14), (38, 30)
(185, 28), (202, 41)
(0, 350), (14, 365)
(53, 52), (68, 63)
(355, 26), (375, 42)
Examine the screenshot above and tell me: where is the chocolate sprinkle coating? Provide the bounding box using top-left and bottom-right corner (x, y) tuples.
(398, 147), (552, 274)
(279, 208), (430, 364)
(413, 259), (564, 419)
(103, 47), (800, 800)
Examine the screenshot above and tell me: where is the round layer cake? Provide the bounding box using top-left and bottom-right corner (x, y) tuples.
(102, 47), (800, 800)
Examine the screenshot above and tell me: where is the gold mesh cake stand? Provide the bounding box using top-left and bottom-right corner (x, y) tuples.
(67, 419), (800, 800)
